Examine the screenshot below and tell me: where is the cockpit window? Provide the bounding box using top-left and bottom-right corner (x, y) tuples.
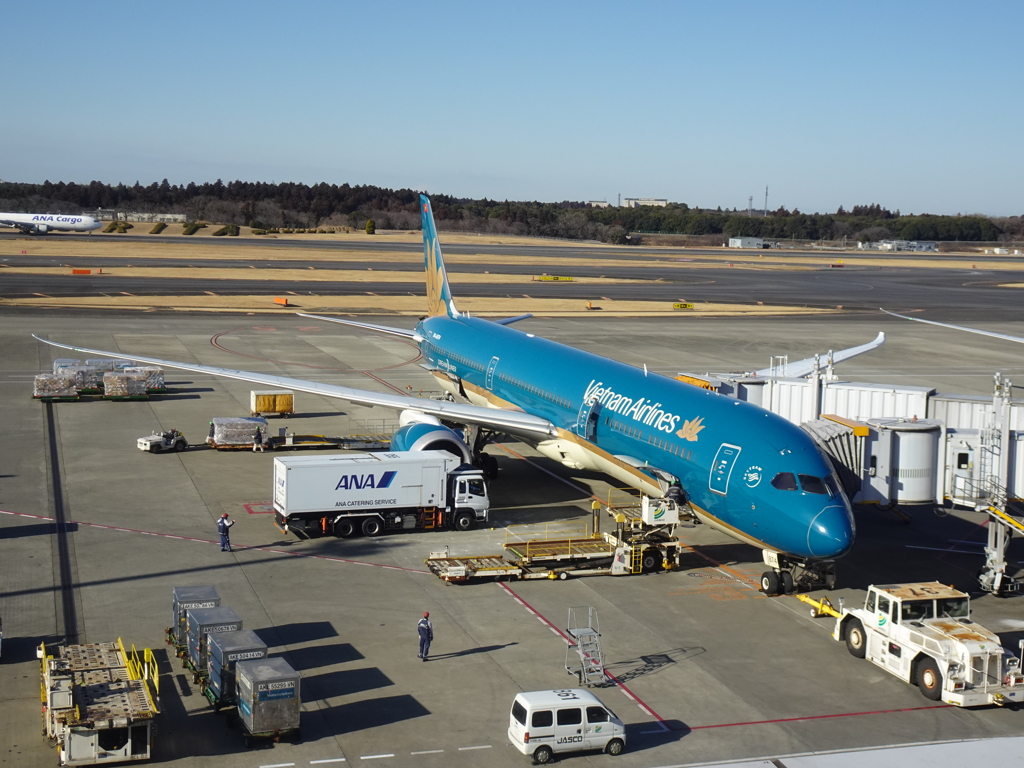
(798, 474), (828, 495)
(824, 474), (843, 499)
(771, 472), (798, 491)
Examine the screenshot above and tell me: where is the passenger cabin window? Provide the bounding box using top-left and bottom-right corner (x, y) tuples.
(512, 701), (527, 725)
(901, 600), (934, 622)
(771, 472), (798, 491)
(532, 710), (553, 728)
(556, 708), (582, 726)
(798, 474), (828, 495)
(586, 706), (609, 723)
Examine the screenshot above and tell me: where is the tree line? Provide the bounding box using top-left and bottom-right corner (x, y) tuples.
(0, 179), (1018, 244)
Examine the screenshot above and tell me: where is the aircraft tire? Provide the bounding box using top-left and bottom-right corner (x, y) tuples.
(760, 571), (780, 595)
(780, 571), (794, 594)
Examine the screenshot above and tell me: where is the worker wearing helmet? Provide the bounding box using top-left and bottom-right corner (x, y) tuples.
(218, 513), (235, 552)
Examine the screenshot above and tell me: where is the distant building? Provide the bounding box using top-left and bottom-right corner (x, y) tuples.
(622, 198), (669, 208)
(860, 240), (937, 252)
(728, 237), (763, 249)
(586, 201), (610, 208)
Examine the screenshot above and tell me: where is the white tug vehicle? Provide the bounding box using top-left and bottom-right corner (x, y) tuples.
(834, 582), (1024, 706)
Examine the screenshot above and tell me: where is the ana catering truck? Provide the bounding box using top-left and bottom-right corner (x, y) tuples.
(273, 451), (489, 538)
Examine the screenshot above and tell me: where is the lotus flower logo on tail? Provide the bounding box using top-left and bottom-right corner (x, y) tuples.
(421, 196), (457, 318)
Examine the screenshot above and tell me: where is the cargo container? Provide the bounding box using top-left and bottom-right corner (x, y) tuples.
(207, 416), (269, 449)
(251, 390), (295, 417)
(236, 657), (301, 746)
(185, 606), (242, 681)
(33, 373), (79, 401)
(102, 371), (148, 400)
(204, 629), (268, 711)
(273, 450), (488, 539)
(167, 586), (220, 651)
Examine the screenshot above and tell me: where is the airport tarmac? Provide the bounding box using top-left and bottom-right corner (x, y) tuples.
(3, 310), (1024, 768)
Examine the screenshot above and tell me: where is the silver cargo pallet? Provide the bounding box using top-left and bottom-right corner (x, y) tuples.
(40, 639), (159, 766)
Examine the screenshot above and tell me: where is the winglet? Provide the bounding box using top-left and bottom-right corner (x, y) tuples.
(420, 195), (457, 318)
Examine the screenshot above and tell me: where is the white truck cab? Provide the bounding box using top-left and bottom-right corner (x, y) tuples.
(834, 582), (1024, 706)
(508, 689), (625, 764)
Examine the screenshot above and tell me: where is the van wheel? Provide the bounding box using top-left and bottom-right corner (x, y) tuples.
(454, 511), (474, 531)
(606, 737), (625, 756)
(532, 744), (553, 764)
(335, 520), (357, 538)
(845, 618), (866, 659)
(361, 517), (383, 537)
(917, 657), (943, 700)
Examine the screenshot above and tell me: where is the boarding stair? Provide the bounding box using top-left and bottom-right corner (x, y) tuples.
(565, 607), (605, 687)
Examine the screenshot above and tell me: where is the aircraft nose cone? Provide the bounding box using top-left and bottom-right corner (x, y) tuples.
(807, 504), (854, 558)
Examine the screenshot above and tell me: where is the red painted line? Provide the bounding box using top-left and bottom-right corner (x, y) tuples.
(688, 703), (951, 730)
(0, 509), (428, 573)
(498, 582), (667, 726)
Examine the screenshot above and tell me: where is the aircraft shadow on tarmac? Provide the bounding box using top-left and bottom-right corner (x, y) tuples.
(0, 521), (76, 539)
(255, 620), (339, 647)
(281, 641), (364, 670)
(301, 666), (394, 699)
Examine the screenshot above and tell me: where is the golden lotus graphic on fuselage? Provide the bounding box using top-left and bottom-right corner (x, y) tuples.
(425, 239), (447, 317)
(677, 416), (705, 442)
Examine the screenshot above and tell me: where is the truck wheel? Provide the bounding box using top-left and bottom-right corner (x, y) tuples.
(606, 737), (625, 756)
(760, 571), (780, 596)
(917, 657), (943, 700)
(845, 618), (867, 659)
(641, 549), (659, 572)
(361, 517), (384, 537)
(454, 511), (474, 531)
(335, 520), (357, 538)
(532, 745), (553, 765)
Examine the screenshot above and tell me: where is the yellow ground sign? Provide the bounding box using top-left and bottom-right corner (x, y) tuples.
(534, 276), (574, 281)
(673, 302), (694, 309)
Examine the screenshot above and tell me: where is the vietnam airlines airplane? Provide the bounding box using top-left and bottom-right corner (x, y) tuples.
(0, 212), (101, 234)
(37, 195), (884, 594)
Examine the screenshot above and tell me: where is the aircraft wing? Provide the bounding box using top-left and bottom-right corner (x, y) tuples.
(295, 313), (421, 340)
(34, 335), (557, 438)
(751, 331), (886, 378)
(881, 308), (1024, 345)
(0, 218), (33, 234)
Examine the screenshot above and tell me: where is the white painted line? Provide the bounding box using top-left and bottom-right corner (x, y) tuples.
(260, 763), (296, 768)
(310, 760), (347, 765)
(458, 745), (492, 751)
(360, 755), (394, 761)
(410, 750), (444, 755)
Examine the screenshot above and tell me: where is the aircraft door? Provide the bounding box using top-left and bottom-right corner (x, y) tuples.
(485, 356), (499, 391)
(574, 399), (601, 442)
(709, 444), (742, 496)
(947, 440), (977, 507)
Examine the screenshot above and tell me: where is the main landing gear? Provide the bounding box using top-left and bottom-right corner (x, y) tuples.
(760, 550), (836, 596)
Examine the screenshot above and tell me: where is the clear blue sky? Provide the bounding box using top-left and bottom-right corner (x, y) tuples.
(2, 1), (1021, 216)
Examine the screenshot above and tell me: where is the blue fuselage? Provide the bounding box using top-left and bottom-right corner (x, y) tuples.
(416, 313), (855, 561)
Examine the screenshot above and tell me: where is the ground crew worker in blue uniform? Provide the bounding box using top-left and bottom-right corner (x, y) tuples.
(417, 612), (433, 661)
(218, 513), (235, 552)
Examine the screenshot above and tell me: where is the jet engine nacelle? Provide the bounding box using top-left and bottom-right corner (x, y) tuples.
(392, 411), (472, 463)
(35, 224), (49, 233)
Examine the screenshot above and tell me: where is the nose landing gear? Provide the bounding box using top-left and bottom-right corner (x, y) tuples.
(760, 550), (836, 596)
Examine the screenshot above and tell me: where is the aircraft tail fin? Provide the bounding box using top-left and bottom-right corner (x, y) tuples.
(421, 195), (457, 318)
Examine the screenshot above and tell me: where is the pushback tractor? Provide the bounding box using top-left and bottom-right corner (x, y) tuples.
(833, 582), (1024, 706)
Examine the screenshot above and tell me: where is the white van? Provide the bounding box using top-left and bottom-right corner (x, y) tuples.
(508, 688), (626, 764)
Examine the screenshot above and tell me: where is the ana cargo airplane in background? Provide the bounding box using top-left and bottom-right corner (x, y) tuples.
(0, 212), (101, 234)
(38, 195), (886, 593)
